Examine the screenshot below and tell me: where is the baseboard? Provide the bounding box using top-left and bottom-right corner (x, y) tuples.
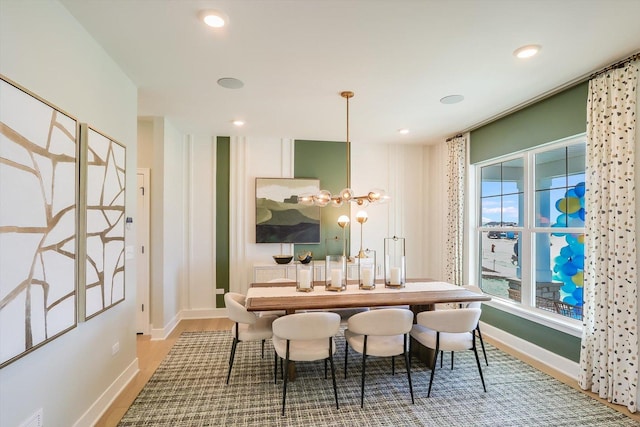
(481, 321), (579, 380)
(72, 358), (139, 427)
(151, 312), (181, 340)
(180, 308), (227, 319)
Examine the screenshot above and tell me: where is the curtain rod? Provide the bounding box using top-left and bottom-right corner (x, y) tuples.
(454, 50), (640, 137)
(590, 52), (640, 79)
(446, 133), (463, 142)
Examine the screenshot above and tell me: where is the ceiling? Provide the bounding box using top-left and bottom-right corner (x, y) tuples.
(59, 0), (640, 146)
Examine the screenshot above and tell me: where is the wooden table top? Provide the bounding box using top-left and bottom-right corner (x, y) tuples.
(245, 279), (490, 313)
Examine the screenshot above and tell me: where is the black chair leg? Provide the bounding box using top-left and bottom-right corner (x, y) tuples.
(360, 336), (368, 408)
(226, 338), (238, 384)
(274, 352), (278, 384)
(477, 326), (488, 366)
(282, 342), (290, 416)
(440, 350), (443, 368)
(344, 343), (349, 379)
(404, 335), (414, 404)
(428, 335), (440, 397)
(473, 339), (487, 392)
(392, 356), (396, 375)
(262, 339), (265, 358)
(324, 358), (328, 379)
(329, 339), (339, 409)
(450, 351), (454, 370)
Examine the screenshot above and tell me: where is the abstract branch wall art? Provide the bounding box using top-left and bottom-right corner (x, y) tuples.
(82, 125), (126, 319)
(0, 76), (78, 368)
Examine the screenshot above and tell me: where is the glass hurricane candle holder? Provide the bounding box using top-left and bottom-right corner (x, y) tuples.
(384, 236), (406, 288)
(296, 261), (314, 292)
(358, 250), (376, 290)
(325, 255), (347, 291)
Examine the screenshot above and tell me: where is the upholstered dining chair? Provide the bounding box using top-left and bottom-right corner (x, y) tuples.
(272, 311), (341, 416)
(344, 308), (415, 408)
(410, 307), (486, 397)
(224, 292), (278, 384)
(437, 285), (488, 369)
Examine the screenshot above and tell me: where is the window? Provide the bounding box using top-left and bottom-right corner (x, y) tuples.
(477, 135), (585, 321)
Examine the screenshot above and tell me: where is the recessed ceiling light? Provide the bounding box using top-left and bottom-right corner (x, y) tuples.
(199, 9), (228, 28)
(398, 129), (410, 135)
(440, 95), (464, 105)
(513, 44), (541, 59)
(217, 77), (244, 89)
(232, 120), (245, 127)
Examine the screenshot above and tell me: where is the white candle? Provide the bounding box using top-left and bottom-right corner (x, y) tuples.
(299, 269), (311, 288)
(390, 267), (401, 285)
(331, 268), (343, 286)
(362, 268), (373, 286)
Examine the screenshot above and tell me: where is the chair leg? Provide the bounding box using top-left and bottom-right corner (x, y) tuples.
(329, 337), (339, 410)
(392, 356), (396, 375)
(324, 358), (328, 379)
(440, 350), (443, 368)
(344, 343), (349, 379)
(472, 337), (487, 392)
(282, 341), (290, 416)
(477, 325), (488, 366)
(428, 334), (440, 397)
(262, 339), (265, 358)
(226, 337), (239, 385)
(360, 336), (368, 408)
(450, 351), (454, 370)
(274, 352), (278, 384)
(404, 335), (414, 404)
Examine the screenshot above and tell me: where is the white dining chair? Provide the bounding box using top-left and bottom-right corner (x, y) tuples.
(272, 311), (341, 416)
(224, 292), (278, 384)
(437, 285), (488, 369)
(410, 307), (486, 397)
(344, 308), (415, 408)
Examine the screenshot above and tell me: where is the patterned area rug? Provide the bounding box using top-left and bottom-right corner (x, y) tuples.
(119, 331), (638, 426)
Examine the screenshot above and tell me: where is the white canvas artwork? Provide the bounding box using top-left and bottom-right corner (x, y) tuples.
(83, 126), (126, 319)
(0, 77), (78, 368)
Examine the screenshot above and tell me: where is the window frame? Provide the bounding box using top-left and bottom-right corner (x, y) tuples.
(471, 133), (585, 337)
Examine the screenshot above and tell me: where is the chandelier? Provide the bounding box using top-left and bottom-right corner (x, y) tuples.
(298, 91), (389, 208)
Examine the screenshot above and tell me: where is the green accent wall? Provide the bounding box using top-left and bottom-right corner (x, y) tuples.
(471, 82), (589, 362)
(294, 140), (350, 259)
(482, 306), (581, 362)
(216, 137), (230, 307)
(470, 81), (588, 164)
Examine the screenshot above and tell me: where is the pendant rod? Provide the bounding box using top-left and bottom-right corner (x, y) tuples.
(341, 91), (354, 189)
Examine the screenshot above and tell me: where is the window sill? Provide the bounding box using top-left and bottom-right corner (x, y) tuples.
(484, 297), (583, 338)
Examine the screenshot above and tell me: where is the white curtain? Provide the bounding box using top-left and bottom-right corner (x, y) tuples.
(579, 60), (639, 413)
(445, 135), (466, 285)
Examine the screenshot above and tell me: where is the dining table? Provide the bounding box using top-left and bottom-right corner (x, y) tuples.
(246, 278), (491, 379)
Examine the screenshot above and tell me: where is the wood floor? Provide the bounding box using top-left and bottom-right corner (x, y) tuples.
(95, 318), (640, 426)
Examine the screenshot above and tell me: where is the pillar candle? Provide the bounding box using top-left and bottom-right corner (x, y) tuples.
(331, 268), (343, 286)
(362, 268), (373, 287)
(390, 267), (401, 285)
(299, 269), (311, 288)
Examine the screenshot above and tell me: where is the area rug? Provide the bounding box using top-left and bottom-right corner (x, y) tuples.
(119, 331), (639, 426)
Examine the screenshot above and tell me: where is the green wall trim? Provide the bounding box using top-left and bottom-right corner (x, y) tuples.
(470, 82), (588, 164)
(216, 137), (230, 307)
(294, 140), (350, 259)
(482, 305), (581, 362)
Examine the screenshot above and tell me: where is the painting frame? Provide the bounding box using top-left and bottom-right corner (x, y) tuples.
(0, 75), (79, 369)
(79, 123), (126, 321)
(255, 178), (320, 244)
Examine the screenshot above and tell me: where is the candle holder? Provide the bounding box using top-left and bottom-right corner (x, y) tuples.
(296, 261), (314, 292)
(358, 249), (376, 290)
(384, 236), (405, 288)
(325, 255), (347, 291)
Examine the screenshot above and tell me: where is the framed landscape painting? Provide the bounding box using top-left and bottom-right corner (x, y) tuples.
(255, 178), (320, 243)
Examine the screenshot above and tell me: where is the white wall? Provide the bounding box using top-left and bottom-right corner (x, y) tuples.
(0, 1), (138, 426)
